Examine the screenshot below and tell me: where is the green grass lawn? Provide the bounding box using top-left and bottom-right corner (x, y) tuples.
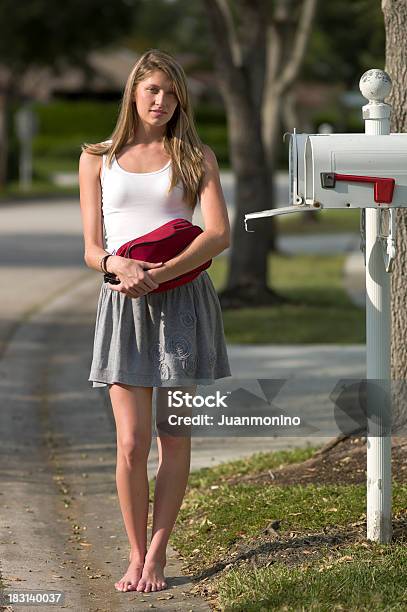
(170, 448), (407, 611)
(1, 99), (229, 195)
(217, 545), (407, 611)
(278, 208), (360, 234)
(209, 253), (365, 344)
(0, 181), (78, 199)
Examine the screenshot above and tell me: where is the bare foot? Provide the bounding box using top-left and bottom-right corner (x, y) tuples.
(136, 555), (167, 592)
(115, 556), (145, 592)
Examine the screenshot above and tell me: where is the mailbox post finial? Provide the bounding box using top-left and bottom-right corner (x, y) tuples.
(359, 69), (392, 103)
(359, 69), (392, 133)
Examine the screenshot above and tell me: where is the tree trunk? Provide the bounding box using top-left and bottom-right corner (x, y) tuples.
(221, 81), (283, 307)
(203, 0), (316, 308)
(0, 90), (10, 188)
(0, 67), (18, 189)
(382, 0), (407, 379)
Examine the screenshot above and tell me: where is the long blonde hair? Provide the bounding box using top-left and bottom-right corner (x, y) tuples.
(81, 48), (205, 209)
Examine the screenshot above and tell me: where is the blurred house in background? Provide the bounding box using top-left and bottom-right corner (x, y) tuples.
(14, 44), (358, 136)
(17, 47), (222, 105)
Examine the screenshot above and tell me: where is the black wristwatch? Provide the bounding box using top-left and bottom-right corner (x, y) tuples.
(104, 272), (121, 285)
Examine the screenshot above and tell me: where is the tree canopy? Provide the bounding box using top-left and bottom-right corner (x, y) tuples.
(0, 0), (140, 72)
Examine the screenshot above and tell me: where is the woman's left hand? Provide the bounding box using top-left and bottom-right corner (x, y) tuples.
(106, 260), (163, 298)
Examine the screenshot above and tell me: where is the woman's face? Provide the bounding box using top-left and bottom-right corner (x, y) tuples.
(134, 70), (179, 127)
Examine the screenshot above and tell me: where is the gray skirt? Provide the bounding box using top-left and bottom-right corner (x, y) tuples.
(88, 271), (231, 388)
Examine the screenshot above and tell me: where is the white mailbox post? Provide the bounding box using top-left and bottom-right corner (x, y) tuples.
(245, 69), (402, 544)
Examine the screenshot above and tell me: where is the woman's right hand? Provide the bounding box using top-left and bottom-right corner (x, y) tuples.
(106, 258), (163, 298)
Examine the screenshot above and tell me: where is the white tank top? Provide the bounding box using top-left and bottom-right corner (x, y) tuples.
(101, 146), (193, 254)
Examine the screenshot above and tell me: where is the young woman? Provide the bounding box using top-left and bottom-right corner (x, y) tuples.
(79, 49), (231, 594)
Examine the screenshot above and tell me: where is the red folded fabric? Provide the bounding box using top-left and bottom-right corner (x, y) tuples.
(105, 218), (212, 293)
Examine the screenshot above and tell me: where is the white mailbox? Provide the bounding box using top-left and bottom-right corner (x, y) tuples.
(288, 131), (309, 206)
(302, 133), (407, 209)
(289, 131), (356, 207)
(245, 69), (401, 544)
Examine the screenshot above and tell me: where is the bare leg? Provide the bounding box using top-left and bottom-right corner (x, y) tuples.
(108, 383), (153, 592)
(136, 385), (196, 593)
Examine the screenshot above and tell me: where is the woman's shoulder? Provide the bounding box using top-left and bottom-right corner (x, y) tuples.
(201, 144), (219, 167)
(80, 139), (112, 159)
(79, 149), (102, 165)
(80, 139), (112, 162)
(79, 149), (103, 180)
(200, 144), (220, 177)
